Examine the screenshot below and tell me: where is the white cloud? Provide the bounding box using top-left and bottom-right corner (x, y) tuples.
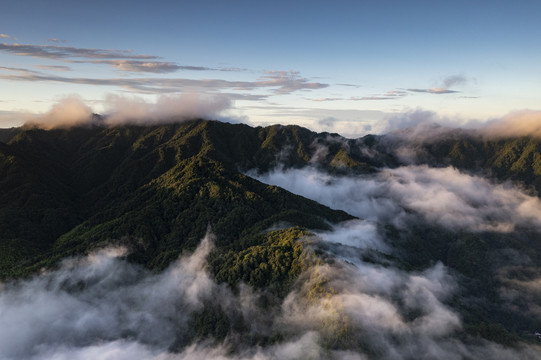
(23, 95), (93, 129)
(103, 93), (233, 125)
(482, 110), (541, 138)
(251, 165), (541, 232)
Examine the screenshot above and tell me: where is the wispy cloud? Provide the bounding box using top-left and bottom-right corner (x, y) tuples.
(407, 74), (469, 95)
(442, 74), (468, 88)
(0, 34), (10, 39)
(0, 43), (158, 60)
(313, 97), (343, 102)
(0, 66), (326, 95)
(34, 65), (71, 71)
(0, 42), (249, 74)
(482, 110), (541, 138)
(71, 60), (244, 73)
(257, 70), (328, 94)
(47, 38), (67, 43)
(407, 87), (459, 94)
(22, 93), (235, 129)
(312, 90), (407, 102)
(351, 90), (408, 101)
(90, 60), (184, 73)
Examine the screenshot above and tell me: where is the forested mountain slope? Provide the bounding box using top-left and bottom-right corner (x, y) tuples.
(1, 120), (541, 358)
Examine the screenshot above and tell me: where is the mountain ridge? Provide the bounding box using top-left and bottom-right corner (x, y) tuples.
(1, 119), (541, 352)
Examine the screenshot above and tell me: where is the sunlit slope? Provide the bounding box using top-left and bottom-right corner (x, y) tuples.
(0, 120), (355, 278)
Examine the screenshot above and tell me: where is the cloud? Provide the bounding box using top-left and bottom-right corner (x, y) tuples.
(34, 65), (71, 71)
(0, 66), (325, 95)
(481, 110), (541, 138)
(1, 171), (540, 358)
(0, 233), (219, 359)
(350, 90), (408, 101)
(21, 93), (235, 129)
(0, 43), (159, 60)
(94, 60), (184, 73)
(257, 70), (328, 94)
(405, 74), (469, 96)
(381, 109), (541, 140)
(103, 93), (233, 125)
(23, 95), (94, 129)
(312, 91), (407, 102)
(76, 60), (241, 74)
(381, 109), (446, 134)
(313, 97), (343, 102)
(251, 165), (541, 233)
(0, 34), (10, 38)
(0, 40), (247, 74)
(407, 87), (459, 94)
(380, 109), (488, 136)
(442, 74), (468, 89)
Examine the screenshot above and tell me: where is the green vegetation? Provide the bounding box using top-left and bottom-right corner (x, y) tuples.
(2, 120), (541, 348)
(0, 120), (354, 280)
(410, 134), (541, 192)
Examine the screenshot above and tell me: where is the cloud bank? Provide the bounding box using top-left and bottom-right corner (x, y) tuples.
(482, 110), (541, 138)
(252, 165), (541, 232)
(1, 168), (540, 358)
(23, 95), (94, 129)
(23, 93), (234, 129)
(103, 93), (233, 125)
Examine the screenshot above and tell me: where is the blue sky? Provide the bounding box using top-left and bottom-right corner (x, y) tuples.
(1, 0), (540, 136)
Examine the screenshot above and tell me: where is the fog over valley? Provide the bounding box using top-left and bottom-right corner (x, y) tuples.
(1, 2), (541, 358)
(1, 114), (541, 358)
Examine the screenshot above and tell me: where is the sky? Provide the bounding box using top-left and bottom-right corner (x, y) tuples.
(1, 0), (540, 136)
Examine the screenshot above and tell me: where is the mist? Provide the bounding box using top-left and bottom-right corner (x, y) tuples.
(482, 110), (541, 138)
(22, 93), (234, 129)
(4, 117), (541, 358)
(23, 95), (94, 129)
(2, 231), (538, 359)
(2, 177), (541, 359)
(252, 165), (541, 232)
(103, 93), (232, 125)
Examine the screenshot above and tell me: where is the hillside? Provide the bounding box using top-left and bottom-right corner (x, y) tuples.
(0, 120), (360, 278)
(1, 119), (541, 358)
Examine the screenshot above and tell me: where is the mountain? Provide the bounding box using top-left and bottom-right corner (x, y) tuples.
(1, 119), (541, 359)
(0, 120), (360, 278)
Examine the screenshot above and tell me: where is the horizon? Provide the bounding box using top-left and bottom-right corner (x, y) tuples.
(1, 1), (540, 137)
